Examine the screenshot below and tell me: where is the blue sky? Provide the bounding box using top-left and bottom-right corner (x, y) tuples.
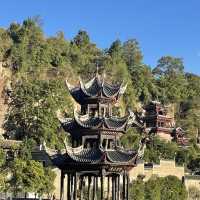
(0, 0), (200, 75)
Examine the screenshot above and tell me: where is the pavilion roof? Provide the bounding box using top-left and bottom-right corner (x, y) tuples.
(66, 75), (127, 104)
(60, 111), (133, 133)
(51, 146), (137, 168)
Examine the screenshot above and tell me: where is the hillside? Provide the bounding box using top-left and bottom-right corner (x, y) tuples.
(0, 17), (199, 166)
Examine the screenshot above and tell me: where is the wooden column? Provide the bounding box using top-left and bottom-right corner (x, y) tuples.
(71, 174), (74, 200)
(79, 176), (83, 200)
(67, 174), (71, 200)
(88, 176), (92, 200)
(107, 176), (110, 200)
(126, 174), (129, 200)
(100, 175), (104, 200)
(60, 171), (64, 200)
(74, 173), (77, 200)
(92, 177), (96, 200)
(112, 176), (116, 200)
(96, 176), (98, 191)
(116, 175), (120, 200)
(122, 172), (126, 200)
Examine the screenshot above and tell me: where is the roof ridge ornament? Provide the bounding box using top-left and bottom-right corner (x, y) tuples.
(119, 82), (128, 95)
(95, 62), (101, 77)
(65, 79), (75, 91)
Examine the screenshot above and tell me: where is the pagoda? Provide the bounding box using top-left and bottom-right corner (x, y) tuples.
(143, 101), (174, 140)
(51, 73), (145, 200)
(143, 101), (188, 145)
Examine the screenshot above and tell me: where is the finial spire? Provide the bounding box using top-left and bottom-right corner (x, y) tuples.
(96, 62), (99, 76)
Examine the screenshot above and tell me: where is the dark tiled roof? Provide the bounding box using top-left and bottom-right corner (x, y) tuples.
(62, 114), (129, 132)
(66, 75), (127, 104)
(67, 148), (103, 163)
(104, 117), (128, 130)
(106, 149), (137, 163)
(51, 147), (137, 168)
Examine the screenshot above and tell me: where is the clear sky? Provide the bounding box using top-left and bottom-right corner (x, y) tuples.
(0, 0), (200, 75)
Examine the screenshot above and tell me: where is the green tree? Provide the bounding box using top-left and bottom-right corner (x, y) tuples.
(153, 56), (188, 103)
(9, 158), (55, 197)
(0, 149), (7, 192)
(128, 64), (158, 103)
(8, 18), (49, 75)
(144, 137), (178, 163)
(70, 30), (101, 78)
(185, 73), (200, 98)
(145, 176), (161, 200)
(4, 79), (73, 148)
(122, 39), (143, 66)
(129, 179), (144, 200)
(160, 176), (187, 200)
(0, 28), (12, 62)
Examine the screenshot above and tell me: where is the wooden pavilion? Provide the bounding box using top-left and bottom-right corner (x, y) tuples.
(50, 73), (146, 200)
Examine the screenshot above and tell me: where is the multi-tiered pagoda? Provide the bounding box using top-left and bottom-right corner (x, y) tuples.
(51, 73), (145, 200)
(143, 101), (188, 145)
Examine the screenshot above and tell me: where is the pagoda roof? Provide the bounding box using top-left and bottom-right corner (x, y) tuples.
(51, 146), (137, 168)
(60, 111), (135, 133)
(66, 75), (127, 104)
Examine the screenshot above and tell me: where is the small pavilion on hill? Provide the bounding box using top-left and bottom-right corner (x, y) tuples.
(143, 101), (188, 145)
(50, 72), (146, 200)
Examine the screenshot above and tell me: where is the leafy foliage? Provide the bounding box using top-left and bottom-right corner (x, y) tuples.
(4, 78), (73, 148)
(129, 176), (187, 200)
(144, 137), (178, 163)
(0, 18), (200, 197)
(8, 158), (55, 197)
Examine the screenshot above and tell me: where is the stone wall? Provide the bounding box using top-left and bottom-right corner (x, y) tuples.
(129, 159), (184, 182)
(184, 175), (200, 190)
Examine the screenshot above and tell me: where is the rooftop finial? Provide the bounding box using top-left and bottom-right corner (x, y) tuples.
(96, 62), (99, 76)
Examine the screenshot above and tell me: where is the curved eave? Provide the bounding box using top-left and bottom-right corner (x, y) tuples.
(104, 116), (129, 131)
(74, 112), (130, 131)
(79, 77), (126, 99)
(51, 147), (138, 168)
(105, 150), (137, 164)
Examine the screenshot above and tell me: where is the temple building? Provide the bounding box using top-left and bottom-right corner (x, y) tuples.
(50, 73), (146, 200)
(143, 101), (174, 141)
(143, 101), (188, 145)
